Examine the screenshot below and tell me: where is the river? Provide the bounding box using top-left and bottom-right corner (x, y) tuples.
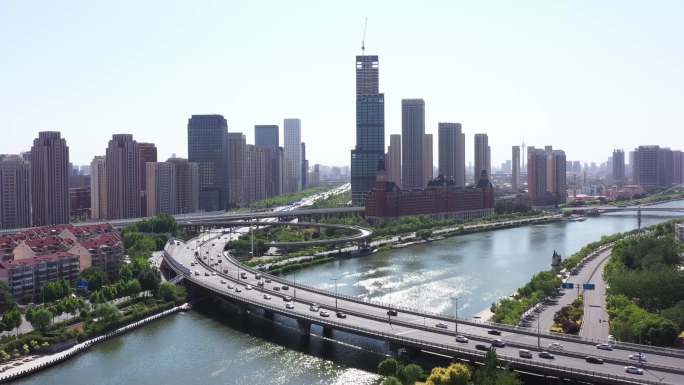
(15, 200), (684, 385)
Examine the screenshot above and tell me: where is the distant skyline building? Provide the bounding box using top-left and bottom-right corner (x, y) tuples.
(423, 133), (433, 185)
(527, 146), (566, 205)
(401, 99), (425, 189)
(527, 147), (548, 205)
(633, 146), (662, 188)
(0, 155), (31, 229)
(284, 118), (302, 194)
(105, 134), (140, 219)
(386, 134), (401, 187)
(512, 145), (520, 192)
(146, 157), (199, 216)
(90, 156), (107, 219)
(254, 125), (279, 148)
(137, 142), (157, 216)
(226, 133), (246, 207)
(187, 114), (228, 211)
(474, 133), (490, 185)
(30, 131), (70, 226)
(438, 123), (465, 187)
(612, 149), (625, 184)
(351, 54), (385, 205)
(254, 125), (284, 198)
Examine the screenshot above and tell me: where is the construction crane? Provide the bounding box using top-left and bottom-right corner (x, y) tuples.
(361, 17), (368, 54)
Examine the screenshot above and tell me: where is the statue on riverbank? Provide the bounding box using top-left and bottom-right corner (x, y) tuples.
(551, 250), (562, 269)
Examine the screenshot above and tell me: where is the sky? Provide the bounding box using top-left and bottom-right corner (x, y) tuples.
(1, 0), (683, 168)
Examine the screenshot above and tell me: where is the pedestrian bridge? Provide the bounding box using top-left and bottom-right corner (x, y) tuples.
(163, 232), (684, 385)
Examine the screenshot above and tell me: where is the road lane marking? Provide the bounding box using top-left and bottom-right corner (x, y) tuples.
(395, 329), (418, 336)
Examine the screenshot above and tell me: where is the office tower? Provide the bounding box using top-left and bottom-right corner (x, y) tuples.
(612, 149), (625, 184)
(105, 134), (140, 219)
(284, 118), (302, 194)
(301, 142), (308, 190)
(527, 147), (547, 205)
(350, 54), (385, 204)
(137, 142), (157, 216)
(423, 134), (433, 185)
(30, 131), (70, 226)
(633, 146), (661, 188)
(254, 125), (283, 198)
(90, 156), (107, 219)
(386, 134), (401, 186)
(0, 155), (31, 229)
(187, 114), (228, 211)
(658, 148), (674, 187)
(255, 125), (279, 148)
(674, 151), (683, 185)
(551, 150), (567, 204)
(474, 134), (490, 185)
(512, 146), (520, 192)
(244, 145), (268, 203)
(226, 133), (246, 207)
(401, 99), (425, 189)
(438, 123), (465, 187)
(146, 158), (199, 216)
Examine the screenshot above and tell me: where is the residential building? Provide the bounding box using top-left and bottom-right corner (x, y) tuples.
(226, 133), (246, 207)
(69, 187), (90, 220)
(284, 118), (302, 194)
(673, 150), (683, 185)
(632, 146), (679, 188)
(89, 156), (107, 220)
(244, 145), (268, 203)
(612, 149), (625, 184)
(438, 123), (465, 188)
(187, 114), (228, 211)
(512, 146), (520, 192)
(105, 134), (140, 219)
(527, 146), (566, 205)
(146, 157), (199, 216)
(301, 142), (308, 190)
(137, 142), (157, 216)
(423, 134), (433, 186)
(386, 134), (401, 187)
(474, 134), (490, 185)
(0, 155), (31, 230)
(350, 54), (385, 204)
(30, 132), (70, 226)
(401, 99), (425, 189)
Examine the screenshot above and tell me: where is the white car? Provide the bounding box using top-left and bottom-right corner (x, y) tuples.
(625, 366), (643, 375)
(596, 343), (613, 351)
(319, 310), (330, 317)
(245, 285), (253, 290)
(548, 342), (564, 350)
(435, 323), (448, 329)
(629, 353), (647, 362)
(310, 304), (319, 312)
(263, 294), (271, 300)
(286, 303), (295, 309)
(455, 335), (468, 343)
(220, 279), (226, 284)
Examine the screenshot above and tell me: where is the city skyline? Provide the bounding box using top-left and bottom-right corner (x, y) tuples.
(3, 1), (684, 168)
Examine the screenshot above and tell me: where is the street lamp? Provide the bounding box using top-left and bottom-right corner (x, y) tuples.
(454, 297), (459, 334)
(331, 276), (340, 311)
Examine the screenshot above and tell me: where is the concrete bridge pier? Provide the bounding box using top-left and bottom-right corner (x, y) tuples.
(297, 320), (311, 336)
(322, 326), (334, 337)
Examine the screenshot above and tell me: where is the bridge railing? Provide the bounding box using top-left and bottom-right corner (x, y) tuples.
(186, 276), (673, 385)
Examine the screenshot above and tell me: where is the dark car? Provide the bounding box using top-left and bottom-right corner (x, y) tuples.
(585, 356), (604, 364)
(336, 312), (347, 319)
(538, 351), (555, 360)
(387, 309), (398, 316)
(475, 344), (489, 351)
(488, 329), (501, 336)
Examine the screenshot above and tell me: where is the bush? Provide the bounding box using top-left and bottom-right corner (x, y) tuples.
(607, 295), (678, 346)
(377, 358), (401, 377)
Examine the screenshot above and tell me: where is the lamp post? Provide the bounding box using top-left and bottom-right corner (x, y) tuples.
(331, 277), (340, 311)
(455, 297), (459, 334)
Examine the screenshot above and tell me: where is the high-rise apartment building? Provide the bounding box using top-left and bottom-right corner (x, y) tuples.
(612, 149), (625, 184)
(386, 134), (401, 187)
(550, 150), (567, 204)
(226, 133), (246, 207)
(254, 125), (284, 198)
(0, 155), (31, 229)
(90, 156), (107, 220)
(527, 147), (547, 205)
(512, 146), (520, 192)
(474, 134), (490, 185)
(187, 114), (228, 211)
(633, 146), (662, 188)
(423, 134), (433, 185)
(401, 99), (425, 189)
(438, 123), (465, 187)
(137, 142), (157, 216)
(350, 54), (385, 205)
(105, 134), (140, 219)
(284, 118), (302, 194)
(30, 131), (70, 226)
(255, 125), (279, 148)
(146, 158), (199, 216)
(244, 145), (268, 203)
(674, 150), (683, 185)
(527, 146), (566, 205)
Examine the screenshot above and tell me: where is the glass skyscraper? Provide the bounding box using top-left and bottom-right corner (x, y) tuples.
(351, 55), (385, 205)
(187, 114), (228, 211)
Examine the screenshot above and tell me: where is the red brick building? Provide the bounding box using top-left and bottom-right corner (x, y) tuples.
(365, 168), (495, 222)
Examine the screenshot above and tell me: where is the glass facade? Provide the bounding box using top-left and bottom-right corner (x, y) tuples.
(187, 115), (228, 211)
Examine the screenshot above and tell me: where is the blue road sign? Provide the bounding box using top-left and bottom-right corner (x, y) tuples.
(561, 283), (574, 289)
(583, 283), (596, 290)
(77, 280), (89, 289)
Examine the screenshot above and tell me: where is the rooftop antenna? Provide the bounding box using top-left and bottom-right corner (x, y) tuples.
(361, 17), (368, 54)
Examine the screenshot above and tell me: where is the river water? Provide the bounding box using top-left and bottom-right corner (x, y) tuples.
(15, 201), (684, 385)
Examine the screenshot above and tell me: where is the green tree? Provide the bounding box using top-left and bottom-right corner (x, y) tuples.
(80, 267), (108, 291)
(1, 308), (22, 337)
(0, 282), (15, 314)
(377, 358), (402, 378)
(126, 279), (142, 297)
(382, 377), (402, 385)
(400, 363), (424, 385)
(95, 303), (122, 324)
(158, 282), (177, 302)
(29, 308), (52, 332)
(118, 265), (134, 282)
(472, 349), (521, 385)
(138, 267), (161, 294)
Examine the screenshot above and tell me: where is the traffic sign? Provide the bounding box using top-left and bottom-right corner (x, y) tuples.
(561, 283), (574, 289)
(583, 283), (596, 290)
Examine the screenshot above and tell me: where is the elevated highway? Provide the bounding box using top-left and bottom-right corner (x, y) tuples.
(163, 231), (684, 385)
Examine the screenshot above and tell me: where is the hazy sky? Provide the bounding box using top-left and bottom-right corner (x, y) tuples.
(2, 0), (683, 168)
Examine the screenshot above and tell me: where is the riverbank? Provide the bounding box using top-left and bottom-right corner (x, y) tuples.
(0, 303), (189, 384)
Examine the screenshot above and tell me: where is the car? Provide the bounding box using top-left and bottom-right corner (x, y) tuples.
(387, 309), (398, 316)
(223, 268), (229, 274)
(475, 344), (489, 351)
(518, 349), (533, 359)
(227, 284), (234, 289)
(281, 285), (289, 290)
(190, 262), (196, 266)
(263, 294), (271, 300)
(585, 356), (604, 364)
(220, 279), (226, 284)
(625, 366), (644, 375)
(455, 335), (469, 343)
(310, 304), (319, 312)
(286, 303), (295, 309)
(629, 353), (647, 362)
(283, 296), (292, 302)
(235, 287), (242, 293)
(273, 286), (280, 291)
(211, 243), (215, 246)
(240, 272), (247, 279)
(435, 322), (448, 329)
(255, 274), (262, 280)
(204, 272), (210, 276)
(488, 329), (501, 336)
(548, 342), (564, 350)
(257, 281), (264, 286)
(194, 271), (199, 276)
(596, 343), (613, 351)
(211, 271), (216, 276)
(319, 310), (330, 317)
(245, 285), (253, 290)
(538, 351), (555, 359)
(336, 312), (347, 319)
(491, 339), (506, 348)
(265, 278), (272, 283)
